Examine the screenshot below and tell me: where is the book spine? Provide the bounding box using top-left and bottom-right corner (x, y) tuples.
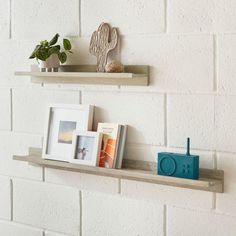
(116, 125), (127, 169)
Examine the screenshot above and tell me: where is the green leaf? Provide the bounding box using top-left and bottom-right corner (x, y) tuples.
(29, 45), (41, 59)
(58, 52), (67, 63)
(63, 38), (72, 51)
(48, 46), (60, 56)
(35, 49), (49, 61)
(40, 40), (49, 47)
(49, 33), (59, 46)
(55, 45), (61, 50)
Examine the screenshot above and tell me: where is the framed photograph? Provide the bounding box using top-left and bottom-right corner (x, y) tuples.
(42, 104), (94, 162)
(70, 131), (102, 166)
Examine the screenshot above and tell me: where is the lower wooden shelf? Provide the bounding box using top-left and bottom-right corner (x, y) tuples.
(13, 148), (224, 193)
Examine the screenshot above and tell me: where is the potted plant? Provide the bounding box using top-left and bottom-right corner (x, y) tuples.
(29, 33), (72, 72)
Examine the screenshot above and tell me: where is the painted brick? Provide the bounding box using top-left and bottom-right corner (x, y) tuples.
(121, 179), (213, 210)
(168, 0), (236, 33)
(167, 94), (215, 150)
(0, 176), (11, 220)
(215, 95), (236, 152)
(168, 206), (236, 236)
(45, 168), (119, 194)
(13, 179), (80, 235)
(13, 88), (80, 134)
(0, 89), (11, 131)
(0, 0), (10, 39)
(0, 220), (42, 236)
(121, 35), (213, 92)
(218, 35), (236, 93)
(216, 153), (236, 216)
(0, 132), (42, 180)
(0, 40), (38, 86)
(66, 37), (96, 65)
(81, 0), (165, 36)
(12, 0), (79, 39)
(82, 191), (164, 236)
(45, 231), (70, 236)
(82, 91), (165, 145)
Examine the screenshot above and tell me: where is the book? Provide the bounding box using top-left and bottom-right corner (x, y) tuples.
(97, 123), (121, 168)
(115, 125), (127, 169)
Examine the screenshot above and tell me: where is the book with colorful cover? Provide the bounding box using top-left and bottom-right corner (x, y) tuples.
(97, 123), (121, 168)
(115, 125), (128, 169)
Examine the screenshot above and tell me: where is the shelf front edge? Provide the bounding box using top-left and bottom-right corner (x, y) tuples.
(13, 154), (224, 193)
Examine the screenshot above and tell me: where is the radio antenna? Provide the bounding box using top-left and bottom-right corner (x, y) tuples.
(186, 137), (190, 156)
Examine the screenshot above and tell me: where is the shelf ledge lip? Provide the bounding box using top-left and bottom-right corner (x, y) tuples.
(13, 148), (224, 193)
(14, 64), (149, 86)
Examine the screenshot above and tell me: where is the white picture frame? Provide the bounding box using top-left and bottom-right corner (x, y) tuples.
(42, 104), (94, 162)
(70, 131), (102, 166)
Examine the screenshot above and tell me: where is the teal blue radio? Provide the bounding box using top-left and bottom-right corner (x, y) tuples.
(157, 138), (199, 180)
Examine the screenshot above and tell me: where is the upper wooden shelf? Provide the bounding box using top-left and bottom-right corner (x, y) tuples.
(15, 65), (149, 86)
(13, 148), (224, 193)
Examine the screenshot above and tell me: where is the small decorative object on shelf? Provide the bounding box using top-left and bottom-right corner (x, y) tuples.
(70, 131), (102, 166)
(157, 138), (199, 180)
(29, 33), (72, 72)
(42, 104), (94, 162)
(97, 123), (127, 169)
(105, 61), (124, 73)
(89, 22), (118, 72)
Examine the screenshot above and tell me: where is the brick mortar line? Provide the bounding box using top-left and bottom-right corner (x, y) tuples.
(10, 88), (13, 131)
(164, 205), (167, 236)
(213, 34), (218, 91)
(10, 179), (13, 221)
(164, 93), (168, 146)
(79, 191), (82, 236)
(9, 0), (12, 39)
(164, 0), (168, 33)
(79, 0), (82, 37)
(118, 178), (121, 194)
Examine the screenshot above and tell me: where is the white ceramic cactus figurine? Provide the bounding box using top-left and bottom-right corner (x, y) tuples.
(89, 22), (118, 72)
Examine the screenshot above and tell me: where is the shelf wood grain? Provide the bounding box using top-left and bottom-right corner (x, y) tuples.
(15, 65), (149, 86)
(13, 148), (224, 193)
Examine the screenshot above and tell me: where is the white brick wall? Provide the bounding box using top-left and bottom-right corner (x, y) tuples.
(218, 35), (236, 93)
(0, 0), (235, 235)
(82, 91), (165, 145)
(168, 0), (236, 33)
(168, 206), (236, 236)
(45, 231), (70, 236)
(82, 191), (164, 236)
(0, 0), (10, 39)
(45, 168), (119, 194)
(0, 132), (42, 180)
(0, 89), (11, 131)
(0, 220), (42, 236)
(121, 35), (214, 92)
(13, 180), (80, 235)
(13, 88), (81, 134)
(167, 94), (215, 150)
(81, 0), (165, 36)
(0, 176), (11, 220)
(215, 95), (236, 152)
(121, 179), (214, 210)
(12, 0), (79, 39)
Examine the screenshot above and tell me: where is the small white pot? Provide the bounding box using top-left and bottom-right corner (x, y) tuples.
(39, 54), (60, 72)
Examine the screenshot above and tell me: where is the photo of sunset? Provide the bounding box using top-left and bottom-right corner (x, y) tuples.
(58, 121), (77, 144)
